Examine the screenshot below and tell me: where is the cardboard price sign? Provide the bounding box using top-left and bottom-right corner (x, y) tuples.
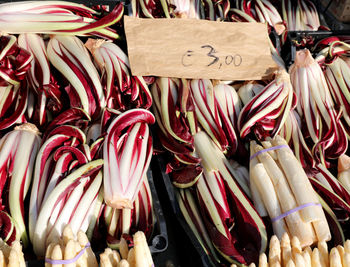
(124, 16), (278, 81)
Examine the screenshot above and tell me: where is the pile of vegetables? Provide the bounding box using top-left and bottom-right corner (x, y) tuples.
(0, 1), (157, 264)
(2, 0), (350, 266)
(136, 0), (350, 266)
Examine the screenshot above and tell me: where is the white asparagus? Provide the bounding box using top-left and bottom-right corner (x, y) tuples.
(0, 250), (4, 267)
(51, 244), (63, 267)
(304, 246), (313, 259)
(286, 259), (295, 267)
(62, 225), (75, 246)
(259, 253), (268, 267)
(344, 253), (350, 267)
(64, 240), (76, 267)
(102, 248), (113, 264)
(330, 247), (342, 267)
(312, 248), (324, 267)
(272, 136), (331, 242)
(0, 239), (11, 259)
(255, 143), (316, 247)
(291, 236), (302, 258)
(112, 250), (121, 264)
(318, 241), (329, 267)
(272, 136), (320, 221)
(251, 163), (288, 239)
(8, 249), (19, 267)
(127, 248), (136, 267)
(75, 241), (87, 267)
(250, 142), (268, 217)
(133, 231), (153, 267)
(269, 236), (281, 266)
(100, 253), (113, 267)
(11, 241), (25, 267)
(77, 230), (98, 267)
(303, 250), (312, 267)
(117, 260), (129, 267)
(281, 233), (292, 266)
(337, 246), (345, 267)
(345, 240), (350, 253)
(261, 138), (278, 160)
(294, 253), (305, 267)
(46, 243), (56, 267)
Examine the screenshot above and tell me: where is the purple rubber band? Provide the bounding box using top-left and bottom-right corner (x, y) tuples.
(45, 242), (90, 264)
(249, 144), (289, 160)
(271, 203), (322, 223)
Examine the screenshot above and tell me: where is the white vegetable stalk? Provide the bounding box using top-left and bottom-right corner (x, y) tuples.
(0, 123), (41, 247)
(249, 135), (331, 247)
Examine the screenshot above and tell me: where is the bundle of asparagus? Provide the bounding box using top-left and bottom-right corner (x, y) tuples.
(0, 239), (25, 267)
(257, 233), (350, 267)
(250, 135), (330, 247)
(99, 231), (153, 267)
(45, 224), (98, 267)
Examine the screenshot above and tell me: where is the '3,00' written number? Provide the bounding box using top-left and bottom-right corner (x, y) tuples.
(181, 44), (242, 69)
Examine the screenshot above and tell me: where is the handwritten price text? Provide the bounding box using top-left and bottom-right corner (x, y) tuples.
(181, 44), (242, 69)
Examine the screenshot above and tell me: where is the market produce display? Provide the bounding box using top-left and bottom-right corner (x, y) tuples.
(1, 0), (350, 266)
(0, 0), (156, 265)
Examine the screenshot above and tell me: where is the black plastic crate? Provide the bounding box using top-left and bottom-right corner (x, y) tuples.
(281, 30), (350, 67)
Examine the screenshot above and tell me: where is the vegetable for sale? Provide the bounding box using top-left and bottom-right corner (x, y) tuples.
(289, 49), (347, 165)
(250, 135), (331, 247)
(86, 39), (152, 111)
(103, 109), (154, 209)
(0, 123), (41, 247)
(194, 130), (266, 265)
(18, 33), (62, 127)
(32, 159), (103, 256)
(0, 1), (124, 39)
(238, 69), (295, 140)
(47, 35), (105, 120)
